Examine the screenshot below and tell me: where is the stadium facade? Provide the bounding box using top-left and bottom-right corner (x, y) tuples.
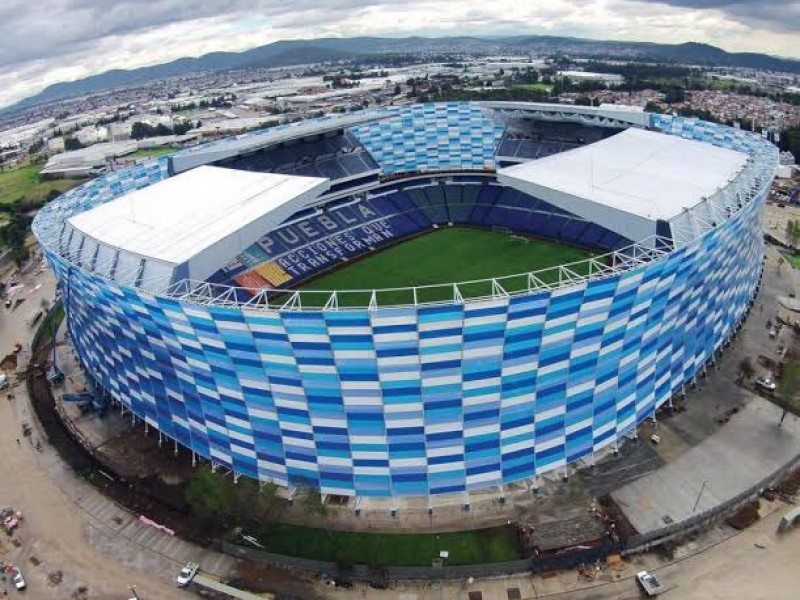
(33, 102), (777, 499)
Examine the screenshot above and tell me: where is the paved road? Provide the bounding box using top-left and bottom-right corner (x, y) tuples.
(562, 507), (800, 600)
(329, 506), (800, 600)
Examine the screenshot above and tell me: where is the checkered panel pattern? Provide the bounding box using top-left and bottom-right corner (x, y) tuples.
(56, 182), (764, 497)
(36, 108), (773, 498)
(650, 113), (765, 154)
(349, 103), (505, 174)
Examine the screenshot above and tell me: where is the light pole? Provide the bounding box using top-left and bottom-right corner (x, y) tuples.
(692, 479), (710, 513)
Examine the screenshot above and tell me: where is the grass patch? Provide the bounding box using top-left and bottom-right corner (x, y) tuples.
(513, 83), (553, 94)
(251, 523), (520, 566)
(298, 227), (593, 307)
(784, 253), (800, 270)
(777, 359), (800, 418)
(125, 147), (176, 160)
(0, 163), (84, 206)
(32, 301), (65, 351)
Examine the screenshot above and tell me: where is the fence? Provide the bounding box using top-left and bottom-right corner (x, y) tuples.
(218, 541), (533, 581)
(218, 449), (800, 582)
(219, 539), (627, 581)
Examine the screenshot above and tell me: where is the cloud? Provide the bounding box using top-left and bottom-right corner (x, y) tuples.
(1, 0), (799, 110)
(633, 0), (800, 35)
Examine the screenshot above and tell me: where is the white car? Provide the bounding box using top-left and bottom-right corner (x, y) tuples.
(12, 568), (26, 590)
(755, 376), (777, 392)
(636, 570), (662, 596)
(176, 561), (199, 587)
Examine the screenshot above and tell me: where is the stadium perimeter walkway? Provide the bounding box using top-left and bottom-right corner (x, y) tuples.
(611, 244), (800, 535)
(612, 396), (800, 534)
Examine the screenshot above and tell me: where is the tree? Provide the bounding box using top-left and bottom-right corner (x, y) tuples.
(299, 486), (328, 518)
(184, 466), (233, 521)
(64, 137), (83, 151)
(0, 205), (31, 267)
(645, 101), (662, 114)
(131, 121), (156, 140)
(185, 466), (287, 526)
(230, 478), (286, 524)
(737, 358), (755, 383)
(663, 87), (686, 104)
(778, 360), (800, 426)
(786, 220), (800, 248)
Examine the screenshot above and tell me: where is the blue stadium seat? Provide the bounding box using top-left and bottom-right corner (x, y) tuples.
(469, 185), (501, 222)
(222, 135), (379, 181)
(515, 140), (542, 159)
(498, 139), (520, 157)
(211, 181), (630, 290)
(317, 159), (348, 180)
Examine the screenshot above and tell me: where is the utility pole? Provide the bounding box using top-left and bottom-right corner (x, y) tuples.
(692, 479), (709, 513)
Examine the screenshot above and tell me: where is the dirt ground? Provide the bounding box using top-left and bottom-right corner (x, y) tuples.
(0, 265), (191, 600)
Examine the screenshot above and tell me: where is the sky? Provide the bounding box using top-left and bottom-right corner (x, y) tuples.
(2, 0), (800, 109)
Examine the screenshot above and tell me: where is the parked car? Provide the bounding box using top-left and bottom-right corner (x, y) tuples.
(636, 570), (663, 596)
(755, 376), (777, 392)
(176, 561), (199, 587)
(12, 567), (26, 590)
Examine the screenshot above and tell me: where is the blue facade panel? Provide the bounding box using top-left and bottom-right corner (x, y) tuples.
(34, 108), (773, 497)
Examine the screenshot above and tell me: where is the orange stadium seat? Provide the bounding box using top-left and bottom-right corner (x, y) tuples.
(233, 270), (271, 292)
(254, 262), (293, 287)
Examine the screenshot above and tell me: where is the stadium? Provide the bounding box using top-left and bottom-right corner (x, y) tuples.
(33, 102), (777, 500)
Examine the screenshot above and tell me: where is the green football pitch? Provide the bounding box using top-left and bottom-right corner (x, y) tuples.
(296, 227), (593, 307)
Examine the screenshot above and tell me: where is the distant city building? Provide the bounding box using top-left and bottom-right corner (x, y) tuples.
(558, 71), (624, 86)
(779, 151), (796, 166)
(40, 141), (138, 178)
(76, 125), (109, 146)
(46, 137), (65, 153)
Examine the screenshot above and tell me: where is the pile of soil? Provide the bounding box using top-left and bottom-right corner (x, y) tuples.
(725, 500), (761, 530)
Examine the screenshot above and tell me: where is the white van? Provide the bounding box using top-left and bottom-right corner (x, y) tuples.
(0, 373), (8, 390)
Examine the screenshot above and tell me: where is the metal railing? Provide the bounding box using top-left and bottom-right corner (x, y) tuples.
(31, 109), (778, 312)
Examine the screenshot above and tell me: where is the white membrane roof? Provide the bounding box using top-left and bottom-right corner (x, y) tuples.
(498, 128), (748, 242)
(67, 165), (328, 287)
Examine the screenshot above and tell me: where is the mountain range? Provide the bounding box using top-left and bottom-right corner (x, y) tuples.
(6, 35), (800, 114)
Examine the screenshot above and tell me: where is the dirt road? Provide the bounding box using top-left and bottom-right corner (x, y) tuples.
(0, 266), (190, 600)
